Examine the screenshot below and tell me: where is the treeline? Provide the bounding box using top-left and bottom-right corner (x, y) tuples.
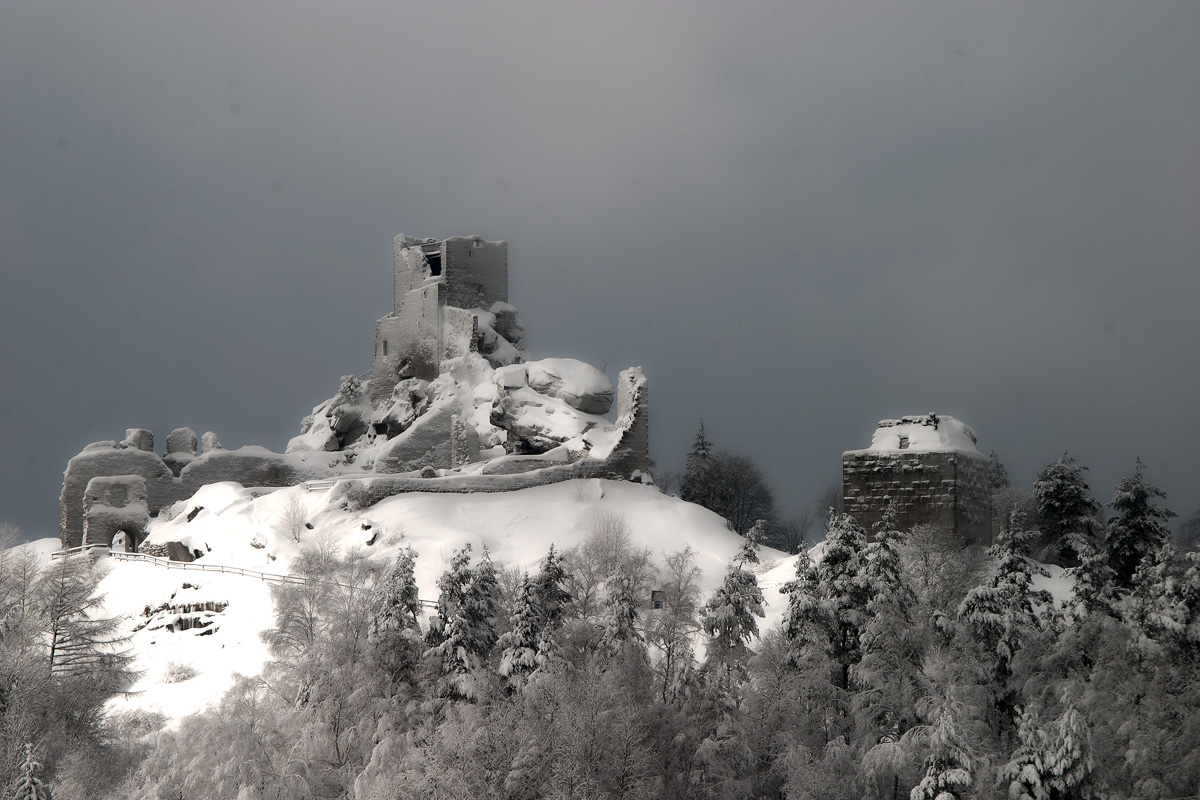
(0, 527), (146, 799)
(113, 456), (1200, 800)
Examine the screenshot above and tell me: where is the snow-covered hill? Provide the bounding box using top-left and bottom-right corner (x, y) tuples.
(64, 479), (796, 727)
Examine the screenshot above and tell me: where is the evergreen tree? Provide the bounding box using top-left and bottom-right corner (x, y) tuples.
(999, 702), (1095, 800)
(1033, 454), (1099, 566)
(1067, 543), (1118, 619)
(1118, 544), (1187, 658)
(700, 525), (765, 673)
(989, 450), (1010, 493)
(370, 546), (423, 684)
(600, 573), (644, 658)
(911, 694), (975, 800)
(8, 743), (52, 800)
(779, 544), (826, 660)
(818, 512), (870, 690)
(854, 504), (921, 743)
(680, 421), (715, 506)
(530, 544), (571, 633)
(959, 509), (1052, 722)
(497, 574), (541, 682)
(1103, 460), (1176, 591)
(428, 545), (501, 694)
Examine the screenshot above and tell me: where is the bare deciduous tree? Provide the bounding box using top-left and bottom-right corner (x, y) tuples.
(281, 493), (308, 543)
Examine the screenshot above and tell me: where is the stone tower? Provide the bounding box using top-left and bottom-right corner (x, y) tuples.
(369, 235), (508, 406)
(842, 414), (992, 545)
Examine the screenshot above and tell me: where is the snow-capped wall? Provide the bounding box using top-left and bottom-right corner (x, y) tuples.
(842, 414), (991, 545)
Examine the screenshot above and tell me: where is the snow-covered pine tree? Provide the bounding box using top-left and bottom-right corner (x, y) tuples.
(700, 523), (765, 674)
(1000, 698), (1096, 800)
(989, 450), (1010, 493)
(1033, 454), (1099, 566)
(467, 547), (502, 657)
(1103, 460), (1176, 591)
(1118, 543), (1187, 659)
(600, 572), (644, 658)
(8, 743), (51, 800)
(370, 546), (423, 683)
(427, 545), (502, 696)
(1182, 550), (1200, 652)
(497, 573), (541, 682)
(911, 694), (975, 800)
(1067, 542), (1118, 619)
(818, 512), (870, 690)
(39, 556), (135, 689)
(373, 546), (422, 634)
(958, 508), (1052, 714)
(854, 504), (922, 744)
(779, 543), (826, 660)
(531, 544), (571, 633)
(529, 544), (571, 668)
(680, 420), (715, 507)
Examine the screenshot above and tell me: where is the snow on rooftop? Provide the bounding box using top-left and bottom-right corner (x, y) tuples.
(847, 414), (983, 456)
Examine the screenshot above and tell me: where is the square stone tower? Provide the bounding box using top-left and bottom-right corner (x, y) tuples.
(370, 235), (508, 406)
(842, 414), (992, 545)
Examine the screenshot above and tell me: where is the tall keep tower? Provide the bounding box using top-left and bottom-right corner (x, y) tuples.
(370, 235), (508, 405)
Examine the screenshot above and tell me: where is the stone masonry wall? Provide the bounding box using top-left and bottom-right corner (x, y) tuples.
(953, 452), (993, 545)
(443, 236), (508, 312)
(843, 451), (957, 539)
(370, 282), (443, 406)
(842, 450), (992, 545)
(603, 367), (650, 478)
(60, 442), (330, 549)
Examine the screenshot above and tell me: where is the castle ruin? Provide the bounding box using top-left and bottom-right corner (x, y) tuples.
(370, 235), (512, 405)
(58, 234), (651, 551)
(842, 414), (992, 545)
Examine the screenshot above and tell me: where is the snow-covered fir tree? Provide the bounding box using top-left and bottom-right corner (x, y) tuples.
(427, 544), (501, 694)
(701, 522), (765, 673)
(999, 700), (1095, 800)
(780, 543), (826, 659)
(855, 504), (922, 744)
(1118, 543), (1187, 658)
(601, 572), (644, 657)
(818, 511), (871, 690)
(497, 573), (541, 682)
(911, 693), (975, 800)
(1103, 460), (1176, 591)
(680, 420), (715, 506)
(8, 743), (52, 800)
(1033, 454), (1099, 566)
(958, 509), (1052, 711)
(370, 546), (424, 684)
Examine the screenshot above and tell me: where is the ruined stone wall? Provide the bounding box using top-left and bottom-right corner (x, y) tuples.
(441, 306), (478, 361)
(60, 441), (331, 549)
(443, 237), (508, 312)
(843, 451), (959, 538)
(842, 450), (992, 545)
(953, 452), (993, 545)
(60, 445), (183, 549)
(393, 236), (434, 312)
(82, 475), (149, 548)
(602, 367), (650, 478)
(370, 282), (443, 407)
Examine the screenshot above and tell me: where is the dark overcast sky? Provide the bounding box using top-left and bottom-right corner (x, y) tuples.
(2, 1), (1198, 542)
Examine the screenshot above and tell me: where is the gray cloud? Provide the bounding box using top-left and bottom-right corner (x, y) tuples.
(2, 1), (1198, 540)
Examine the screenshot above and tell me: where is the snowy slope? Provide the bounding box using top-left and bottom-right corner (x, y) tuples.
(83, 479), (793, 727)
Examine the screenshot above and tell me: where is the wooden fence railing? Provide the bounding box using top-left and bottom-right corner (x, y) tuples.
(54, 547), (438, 608)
